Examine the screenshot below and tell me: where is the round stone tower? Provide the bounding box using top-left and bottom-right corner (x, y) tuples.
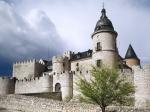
(52, 56), (72, 101)
(52, 56), (64, 73)
(92, 8), (119, 68)
(52, 56), (70, 73)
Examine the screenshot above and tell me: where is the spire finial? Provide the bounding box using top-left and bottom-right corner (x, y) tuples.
(101, 2), (106, 17)
(103, 2), (105, 9)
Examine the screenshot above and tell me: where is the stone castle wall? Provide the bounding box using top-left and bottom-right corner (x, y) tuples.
(13, 59), (46, 79)
(133, 64), (150, 108)
(0, 77), (15, 95)
(24, 92), (62, 101)
(92, 51), (118, 67)
(71, 58), (92, 97)
(0, 95), (150, 112)
(120, 69), (133, 83)
(14, 69), (73, 101)
(15, 75), (53, 94)
(71, 58), (92, 74)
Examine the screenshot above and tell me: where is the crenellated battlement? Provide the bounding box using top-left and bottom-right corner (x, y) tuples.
(63, 51), (73, 56)
(16, 74), (51, 83)
(52, 56), (64, 63)
(14, 59), (46, 66)
(15, 74), (53, 94)
(16, 77), (39, 83)
(0, 76), (10, 80)
(121, 69), (133, 73)
(133, 64), (150, 73)
(53, 71), (72, 75)
(63, 51), (74, 59)
(14, 70), (72, 84)
(0, 76), (15, 81)
(13, 59), (47, 79)
(14, 59), (36, 65)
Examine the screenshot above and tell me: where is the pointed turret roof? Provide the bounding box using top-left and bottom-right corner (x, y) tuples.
(125, 44), (139, 59)
(94, 8), (114, 32)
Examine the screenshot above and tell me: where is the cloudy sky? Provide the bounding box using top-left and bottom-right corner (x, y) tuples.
(0, 0), (150, 76)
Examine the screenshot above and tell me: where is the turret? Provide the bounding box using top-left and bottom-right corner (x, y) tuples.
(52, 56), (70, 73)
(92, 7), (119, 68)
(124, 44), (140, 68)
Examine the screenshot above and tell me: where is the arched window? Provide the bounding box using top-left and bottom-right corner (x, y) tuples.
(55, 83), (61, 92)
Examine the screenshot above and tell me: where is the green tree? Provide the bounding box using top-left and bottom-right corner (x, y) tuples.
(77, 66), (134, 112)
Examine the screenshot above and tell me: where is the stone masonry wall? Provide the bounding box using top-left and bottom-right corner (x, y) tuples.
(53, 72), (73, 101)
(92, 32), (118, 67)
(0, 95), (150, 112)
(71, 58), (92, 97)
(120, 69), (133, 83)
(133, 65), (150, 108)
(13, 60), (36, 79)
(13, 60), (46, 79)
(15, 75), (53, 94)
(24, 92), (62, 101)
(0, 77), (15, 95)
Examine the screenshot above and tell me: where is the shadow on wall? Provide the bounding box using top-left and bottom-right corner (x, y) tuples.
(0, 108), (24, 112)
(22, 92), (62, 101)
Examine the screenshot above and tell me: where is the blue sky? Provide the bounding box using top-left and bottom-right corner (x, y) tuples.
(0, 0), (150, 76)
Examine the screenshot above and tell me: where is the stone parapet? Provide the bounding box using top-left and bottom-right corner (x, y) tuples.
(13, 59), (46, 79)
(15, 75), (53, 94)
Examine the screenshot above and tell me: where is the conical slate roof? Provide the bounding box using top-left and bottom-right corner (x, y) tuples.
(125, 44), (139, 59)
(94, 8), (114, 32)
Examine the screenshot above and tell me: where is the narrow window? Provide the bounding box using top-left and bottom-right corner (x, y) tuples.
(63, 63), (65, 67)
(96, 42), (101, 51)
(76, 63), (79, 71)
(76, 67), (79, 71)
(86, 71), (88, 73)
(97, 60), (101, 67)
(76, 63), (79, 66)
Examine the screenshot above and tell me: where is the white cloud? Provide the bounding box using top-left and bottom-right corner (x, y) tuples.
(0, 1), (65, 61)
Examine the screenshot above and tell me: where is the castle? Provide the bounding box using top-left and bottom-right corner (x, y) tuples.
(0, 7), (150, 108)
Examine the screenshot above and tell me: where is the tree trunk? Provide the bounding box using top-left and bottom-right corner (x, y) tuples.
(101, 107), (105, 112)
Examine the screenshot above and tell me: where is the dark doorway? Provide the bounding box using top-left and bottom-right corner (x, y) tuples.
(55, 83), (61, 92)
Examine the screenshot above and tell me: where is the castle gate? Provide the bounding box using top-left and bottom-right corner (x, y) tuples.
(55, 83), (61, 92)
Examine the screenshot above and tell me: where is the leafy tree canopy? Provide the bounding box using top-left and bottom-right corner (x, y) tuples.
(77, 66), (134, 112)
